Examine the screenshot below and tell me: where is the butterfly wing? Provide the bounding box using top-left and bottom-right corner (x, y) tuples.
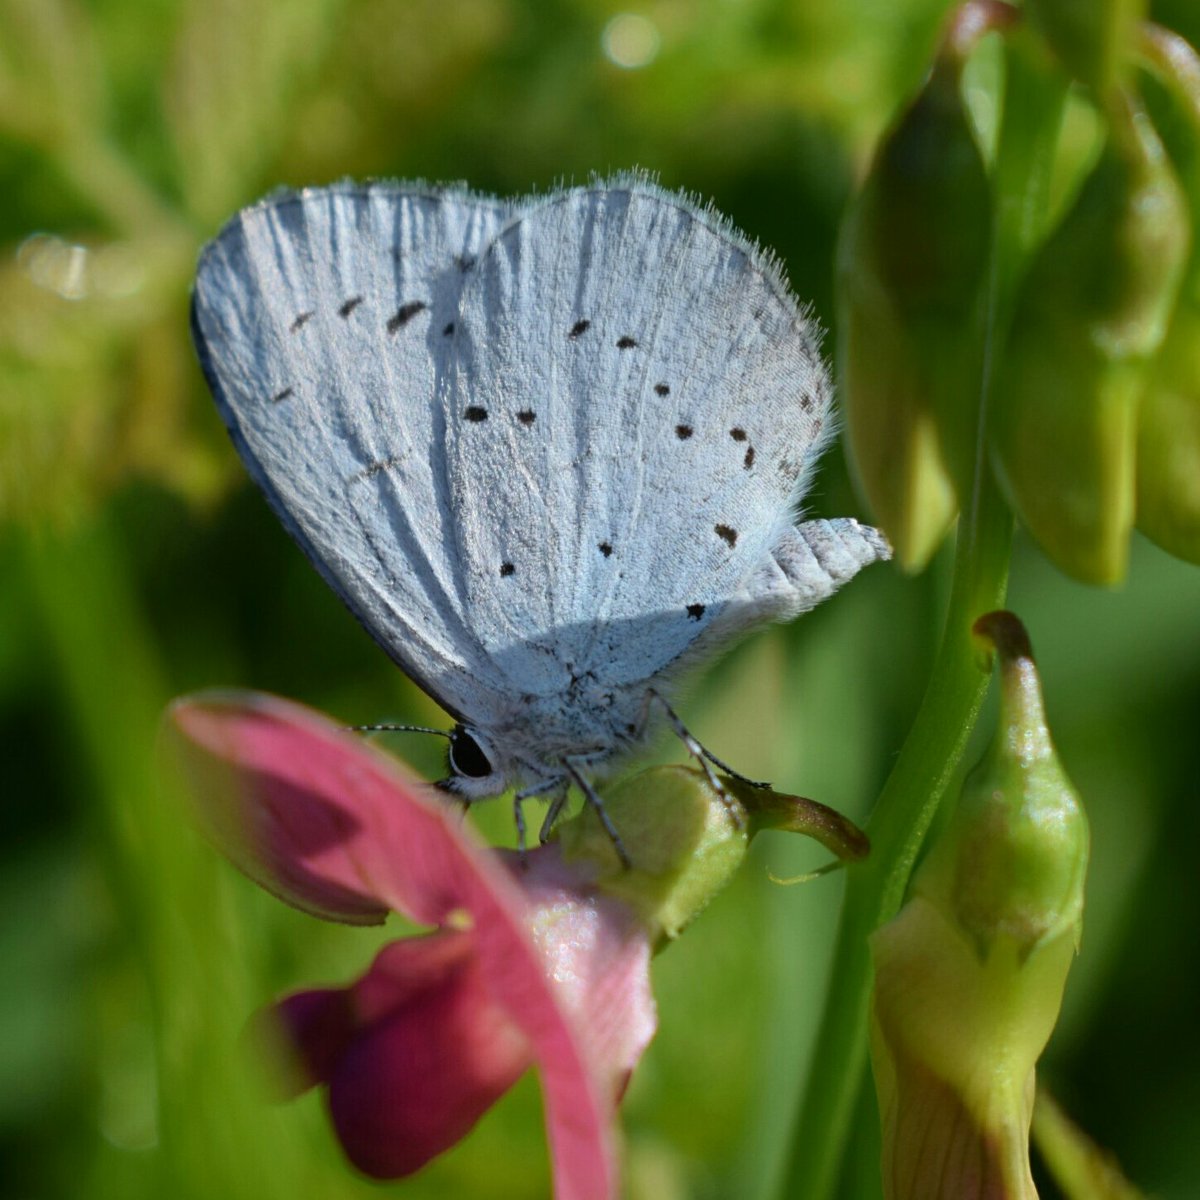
(191, 183), (518, 720)
(443, 179), (858, 692)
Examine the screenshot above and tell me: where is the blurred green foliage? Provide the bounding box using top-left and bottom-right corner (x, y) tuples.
(1, 1), (1198, 1198)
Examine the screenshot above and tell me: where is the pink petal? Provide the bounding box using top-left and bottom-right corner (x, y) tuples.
(167, 692), (393, 923)
(327, 934), (532, 1178)
(167, 691), (620, 1200)
(269, 988), (356, 1095)
(514, 846), (657, 1106)
(265, 934), (495, 1100)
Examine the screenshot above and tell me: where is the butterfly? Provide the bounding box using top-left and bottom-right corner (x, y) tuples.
(190, 175), (889, 858)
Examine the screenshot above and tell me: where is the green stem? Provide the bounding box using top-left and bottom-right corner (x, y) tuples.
(780, 30), (1069, 1200)
(780, 459), (1012, 1200)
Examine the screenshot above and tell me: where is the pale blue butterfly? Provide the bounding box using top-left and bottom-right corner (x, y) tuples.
(190, 175), (890, 860)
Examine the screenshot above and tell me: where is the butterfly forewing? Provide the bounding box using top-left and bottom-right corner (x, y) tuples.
(191, 184), (517, 719)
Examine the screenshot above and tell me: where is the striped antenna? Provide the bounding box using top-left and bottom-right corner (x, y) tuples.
(347, 723), (451, 738)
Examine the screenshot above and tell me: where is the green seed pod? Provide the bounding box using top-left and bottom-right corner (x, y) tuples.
(839, 44), (992, 573)
(1136, 26), (1200, 564)
(990, 95), (1190, 584)
(1026, 0), (1147, 94)
(556, 767), (868, 944)
(926, 613), (1088, 958)
(870, 611), (1088, 1200)
(1137, 304), (1200, 561)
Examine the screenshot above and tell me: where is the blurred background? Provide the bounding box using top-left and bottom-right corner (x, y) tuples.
(2, 0), (1199, 1197)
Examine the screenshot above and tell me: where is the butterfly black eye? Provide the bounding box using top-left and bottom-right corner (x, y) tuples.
(449, 727), (492, 778)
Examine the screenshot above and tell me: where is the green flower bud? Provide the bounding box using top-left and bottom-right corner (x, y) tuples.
(870, 611), (1088, 1200)
(839, 22), (994, 572)
(1136, 26), (1200, 563)
(1137, 303), (1200, 561)
(990, 95), (1190, 584)
(557, 767), (868, 944)
(1026, 0), (1147, 94)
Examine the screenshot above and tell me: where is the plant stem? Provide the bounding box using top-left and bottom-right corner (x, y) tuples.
(780, 469), (1011, 1200)
(779, 29), (1069, 1200)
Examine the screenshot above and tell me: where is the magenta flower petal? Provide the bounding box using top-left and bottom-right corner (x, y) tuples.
(167, 690), (461, 925)
(270, 988), (357, 1096)
(266, 933), (533, 1174)
(270, 935), (502, 1100)
(168, 690), (642, 1200)
(325, 933), (532, 1177)
(516, 847), (656, 1106)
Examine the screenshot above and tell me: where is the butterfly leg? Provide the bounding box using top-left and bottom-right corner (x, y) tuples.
(640, 690), (772, 830)
(538, 783), (571, 845)
(512, 776), (568, 862)
(512, 792), (529, 860)
(563, 761), (631, 868)
(641, 689), (772, 791)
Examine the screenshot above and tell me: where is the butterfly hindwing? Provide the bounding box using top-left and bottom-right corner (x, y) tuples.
(444, 181), (833, 691)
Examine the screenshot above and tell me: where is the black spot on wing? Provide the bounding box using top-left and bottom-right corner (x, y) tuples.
(464, 406), (488, 423)
(598, 541), (613, 557)
(730, 427), (747, 441)
(442, 321), (455, 336)
(675, 424), (693, 440)
(456, 254), (476, 272)
(654, 383), (670, 397)
(715, 524), (738, 547)
(271, 387), (294, 403)
(744, 446), (756, 470)
(290, 311), (313, 333)
(339, 296), (364, 318)
(800, 394), (814, 412)
(568, 319), (591, 339)
(687, 603), (705, 620)
(517, 410), (536, 426)
(387, 301), (427, 333)
(616, 335), (638, 349)
(499, 562), (515, 577)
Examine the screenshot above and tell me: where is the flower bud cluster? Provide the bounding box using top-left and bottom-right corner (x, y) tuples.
(841, 1), (1200, 581)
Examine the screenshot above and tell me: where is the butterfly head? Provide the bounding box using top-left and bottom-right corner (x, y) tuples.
(440, 723), (510, 801)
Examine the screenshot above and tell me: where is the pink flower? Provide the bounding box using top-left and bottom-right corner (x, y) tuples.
(166, 691), (657, 1200)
